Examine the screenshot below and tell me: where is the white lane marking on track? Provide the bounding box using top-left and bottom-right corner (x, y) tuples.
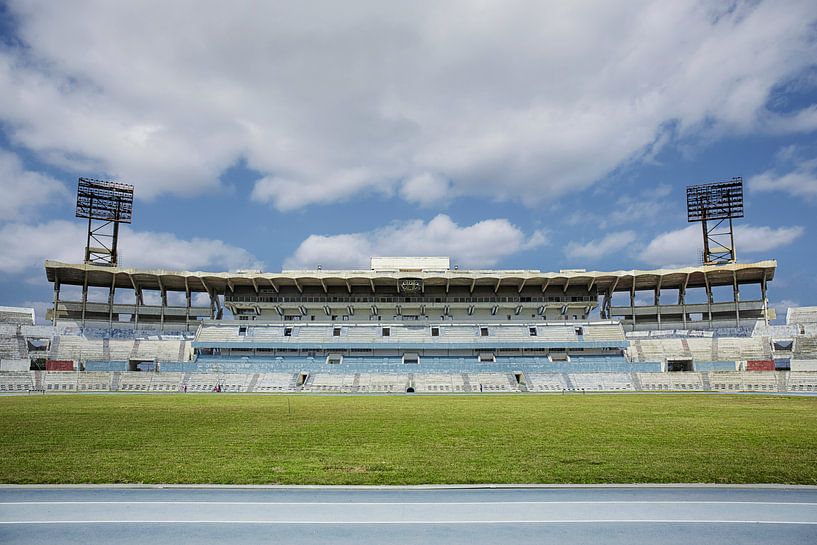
(1, 519), (817, 525)
(2, 501), (816, 506)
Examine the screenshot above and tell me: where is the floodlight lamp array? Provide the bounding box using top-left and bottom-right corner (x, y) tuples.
(686, 177), (744, 223)
(75, 177), (134, 223)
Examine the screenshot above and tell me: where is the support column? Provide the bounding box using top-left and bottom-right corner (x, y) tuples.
(654, 285), (661, 331)
(81, 271), (89, 328)
(733, 272), (740, 327)
(185, 278), (191, 332)
(52, 277), (61, 327)
(160, 287), (167, 332)
(680, 273), (689, 329)
(108, 277), (116, 329)
(761, 275), (769, 326)
(630, 279), (636, 330)
(134, 285), (143, 331)
(704, 273), (713, 328)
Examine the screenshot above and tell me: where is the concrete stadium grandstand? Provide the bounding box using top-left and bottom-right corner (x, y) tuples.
(1, 177), (816, 395)
(2, 255), (817, 395)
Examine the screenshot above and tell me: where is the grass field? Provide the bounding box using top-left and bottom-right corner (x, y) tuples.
(1, 393), (816, 485)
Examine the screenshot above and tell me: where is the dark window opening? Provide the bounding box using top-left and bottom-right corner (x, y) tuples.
(284, 327), (292, 337)
(382, 327), (390, 337)
(480, 327), (489, 337)
(333, 327), (341, 337)
(667, 359), (693, 372)
(431, 327), (440, 337)
(529, 327), (537, 337)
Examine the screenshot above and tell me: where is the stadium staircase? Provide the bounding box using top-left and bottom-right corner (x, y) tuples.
(630, 372), (643, 391)
(110, 371), (122, 391)
(246, 373), (260, 392)
(48, 336), (60, 360)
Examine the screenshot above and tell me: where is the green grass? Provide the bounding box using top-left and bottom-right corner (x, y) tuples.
(1, 393), (816, 485)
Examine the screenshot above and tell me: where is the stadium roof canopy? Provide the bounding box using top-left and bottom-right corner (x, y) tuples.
(44, 259), (776, 294)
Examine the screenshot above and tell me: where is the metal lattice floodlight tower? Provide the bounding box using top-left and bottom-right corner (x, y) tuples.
(75, 178), (134, 267)
(686, 177), (744, 265)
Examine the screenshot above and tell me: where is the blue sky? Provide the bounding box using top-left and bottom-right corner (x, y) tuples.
(1, 0), (816, 320)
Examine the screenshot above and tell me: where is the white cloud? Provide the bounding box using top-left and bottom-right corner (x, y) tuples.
(565, 231), (637, 261)
(770, 299), (799, 323)
(0, 220), (261, 274)
(640, 224), (805, 267)
(285, 214), (547, 269)
(399, 173), (452, 207)
(600, 185), (673, 228)
(0, 1), (814, 207)
(749, 157), (817, 201)
(0, 150), (70, 221)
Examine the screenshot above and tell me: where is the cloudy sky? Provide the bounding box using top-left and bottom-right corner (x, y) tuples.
(1, 0), (816, 319)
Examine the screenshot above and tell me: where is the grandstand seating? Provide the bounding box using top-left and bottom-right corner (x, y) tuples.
(524, 373), (569, 392)
(0, 372), (33, 392)
(254, 373), (300, 392)
(471, 373), (519, 392)
(43, 372), (79, 391)
(107, 340), (135, 360)
(356, 373), (408, 393)
(787, 307), (817, 325)
(708, 371), (779, 393)
(117, 372), (153, 391)
(788, 372), (817, 392)
(77, 372), (112, 391)
(794, 336), (817, 359)
(185, 373), (224, 392)
(569, 373), (634, 391)
(637, 372), (703, 391)
(0, 306), (35, 325)
(193, 322), (629, 347)
(581, 324), (626, 342)
(303, 373), (356, 392)
(413, 373), (469, 393)
(147, 373), (183, 392)
(0, 334), (27, 361)
(51, 336), (104, 361)
(3, 369), (817, 394)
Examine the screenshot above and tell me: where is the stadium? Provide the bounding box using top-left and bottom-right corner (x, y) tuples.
(0, 179), (815, 393)
(2, 255), (816, 395)
(2, 172), (817, 545)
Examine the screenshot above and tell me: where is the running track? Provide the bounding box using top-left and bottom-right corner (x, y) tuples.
(1, 485), (816, 544)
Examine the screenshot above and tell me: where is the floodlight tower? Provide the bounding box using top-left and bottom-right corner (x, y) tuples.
(75, 178), (134, 267)
(686, 177), (744, 265)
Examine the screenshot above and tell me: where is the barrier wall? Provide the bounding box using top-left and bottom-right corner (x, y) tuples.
(45, 359), (74, 371)
(746, 359), (775, 371)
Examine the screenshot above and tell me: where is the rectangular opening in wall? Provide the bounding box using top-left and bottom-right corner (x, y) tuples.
(480, 327), (489, 337)
(529, 327), (537, 336)
(667, 359), (693, 372)
(478, 352), (495, 363)
(382, 327), (390, 337)
(431, 327), (440, 337)
(326, 354), (343, 365)
(574, 326), (583, 336)
(284, 327), (292, 337)
(402, 353), (420, 364)
(332, 327), (341, 337)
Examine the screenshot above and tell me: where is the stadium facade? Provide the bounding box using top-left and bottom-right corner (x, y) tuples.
(2, 256), (817, 395)
(45, 256), (774, 331)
